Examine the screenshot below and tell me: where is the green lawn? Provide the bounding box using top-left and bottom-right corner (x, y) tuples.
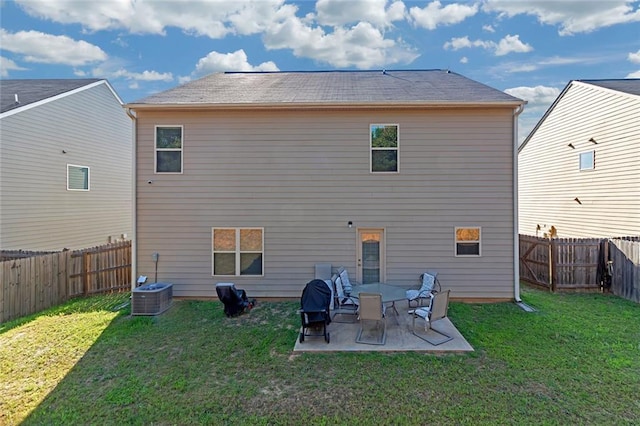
(1, 286), (639, 425)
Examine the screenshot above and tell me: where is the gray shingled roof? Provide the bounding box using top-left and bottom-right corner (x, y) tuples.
(580, 79), (640, 96)
(0, 79), (101, 113)
(129, 70), (522, 107)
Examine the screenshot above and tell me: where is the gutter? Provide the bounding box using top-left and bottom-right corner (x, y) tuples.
(123, 100), (524, 111)
(125, 107), (137, 292)
(512, 103), (525, 303)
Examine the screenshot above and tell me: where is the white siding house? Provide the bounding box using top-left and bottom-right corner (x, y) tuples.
(126, 70), (525, 301)
(519, 79), (640, 238)
(0, 79), (132, 251)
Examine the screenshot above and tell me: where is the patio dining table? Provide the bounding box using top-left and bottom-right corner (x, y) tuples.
(351, 283), (407, 317)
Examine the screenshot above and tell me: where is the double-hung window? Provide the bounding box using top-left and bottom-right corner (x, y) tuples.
(67, 164), (90, 191)
(455, 227), (481, 256)
(370, 124), (399, 172)
(155, 126), (183, 173)
(212, 228), (264, 276)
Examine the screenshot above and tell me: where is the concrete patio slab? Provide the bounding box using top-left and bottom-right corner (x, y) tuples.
(293, 300), (474, 353)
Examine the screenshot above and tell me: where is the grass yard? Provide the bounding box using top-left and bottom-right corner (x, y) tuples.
(1, 286), (639, 425)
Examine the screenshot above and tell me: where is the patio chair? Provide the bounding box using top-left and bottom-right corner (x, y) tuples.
(410, 289), (453, 345)
(332, 275), (359, 323)
(355, 292), (386, 345)
(215, 282), (255, 317)
(299, 279), (332, 343)
(315, 263), (334, 309)
(406, 271), (441, 308)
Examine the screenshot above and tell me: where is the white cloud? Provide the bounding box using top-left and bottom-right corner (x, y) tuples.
(505, 85), (561, 106)
(628, 49), (640, 63)
(0, 29), (106, 65)
(499, 55), (602, 74)
(495, 34), (533, 56)
(484, 0), (640, 35)
(0, 56), (28, 77)
(315, 0), (405, 27)
(443, 36), (492, 51)
(194, 49), (279, 75)
(89, 63), (173, 82)
(409, 0), (478, 30)
(444, 34), (532, 56)
(627, 70), (640, 78)
(483, 24), (495, 32)
(263, 12), (418, 68)
(15, 0), (288, 38)
(460, 56), (468, 64)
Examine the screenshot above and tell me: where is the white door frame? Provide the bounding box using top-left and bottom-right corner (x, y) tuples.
(356, 228), (386, 284)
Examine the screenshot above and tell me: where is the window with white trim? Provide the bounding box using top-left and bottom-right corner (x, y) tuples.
(67, 164), (90, 191)
(212, 228), (264, 276)
(155, 126), (183, 173)
(370, 124), (398, 172)
(579, 150), (594, 171)
(455, 227), (481, 256)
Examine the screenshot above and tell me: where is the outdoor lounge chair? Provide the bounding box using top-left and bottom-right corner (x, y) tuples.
(406, 271), (441, 308)
(332, 274), (359, 323)
(215, 282), (255, 317)
(355, 292), (386, 345)
(299, 279), (332, 343)
(410, 289), (453, 345)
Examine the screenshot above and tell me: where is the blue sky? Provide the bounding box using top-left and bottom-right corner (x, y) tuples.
(2, 0), (639, 139)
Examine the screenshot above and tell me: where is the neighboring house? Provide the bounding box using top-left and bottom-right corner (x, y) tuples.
(519, 79), (640, 238)
(125, 70), (525, 300)
(0, 79), (132, 251)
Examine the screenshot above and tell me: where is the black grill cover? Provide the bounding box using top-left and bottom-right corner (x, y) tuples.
(300, 279), (332, 324)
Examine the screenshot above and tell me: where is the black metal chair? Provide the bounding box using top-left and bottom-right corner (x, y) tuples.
(299, 279), (331, 343)
(215, 283), (254, 317)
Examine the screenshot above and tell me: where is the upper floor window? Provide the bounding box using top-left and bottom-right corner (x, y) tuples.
(67, 164), (90, 191)
(155, 126), (183, 173)
(455, 227), (481, 256)
(370, 124), (398, 173)
(579, 150), (594, 171)
(212, 228), (264, 276)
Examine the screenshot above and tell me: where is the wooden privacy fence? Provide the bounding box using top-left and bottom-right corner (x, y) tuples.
(1, 240), (131, 323)
(520, 235), (640, 302)
(520, 235), (603, 292)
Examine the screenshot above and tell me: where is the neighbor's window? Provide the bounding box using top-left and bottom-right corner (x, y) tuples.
(67, 164), (90, 191)
(212, 228), (263, 276)
(455, 227), (481, 256)
(370, 124), (398, 172)
(155, 126), (183, 173)
(579, 150), (594, 171)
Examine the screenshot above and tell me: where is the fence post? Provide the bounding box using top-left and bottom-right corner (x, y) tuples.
(83, 251), (90, 296)
(549, 238), (555, 292)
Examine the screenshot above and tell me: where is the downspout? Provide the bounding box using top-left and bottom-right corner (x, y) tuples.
(512, 103), (525, 302)
(125, 107), (137, 292)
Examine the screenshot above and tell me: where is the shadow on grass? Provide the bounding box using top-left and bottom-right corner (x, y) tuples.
(5, 286), (640, 425)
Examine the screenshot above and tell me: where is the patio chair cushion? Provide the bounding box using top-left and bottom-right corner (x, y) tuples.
(335, 277), (357, 305)
(419, 272), (435, 295)
(339, 269), (353, 294)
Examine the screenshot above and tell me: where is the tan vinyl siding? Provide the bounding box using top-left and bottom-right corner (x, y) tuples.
(519, 83), (640, 238)
(0, 83), (132, 250)
(135, 108), (516, 299)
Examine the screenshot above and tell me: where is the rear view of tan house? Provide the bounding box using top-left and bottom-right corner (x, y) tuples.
(0, 79), (132, 251)
(519, 79), (640, 238)
(125, 70), (525, 300)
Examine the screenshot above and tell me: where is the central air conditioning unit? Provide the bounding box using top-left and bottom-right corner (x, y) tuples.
(132, 282), (173, 315)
